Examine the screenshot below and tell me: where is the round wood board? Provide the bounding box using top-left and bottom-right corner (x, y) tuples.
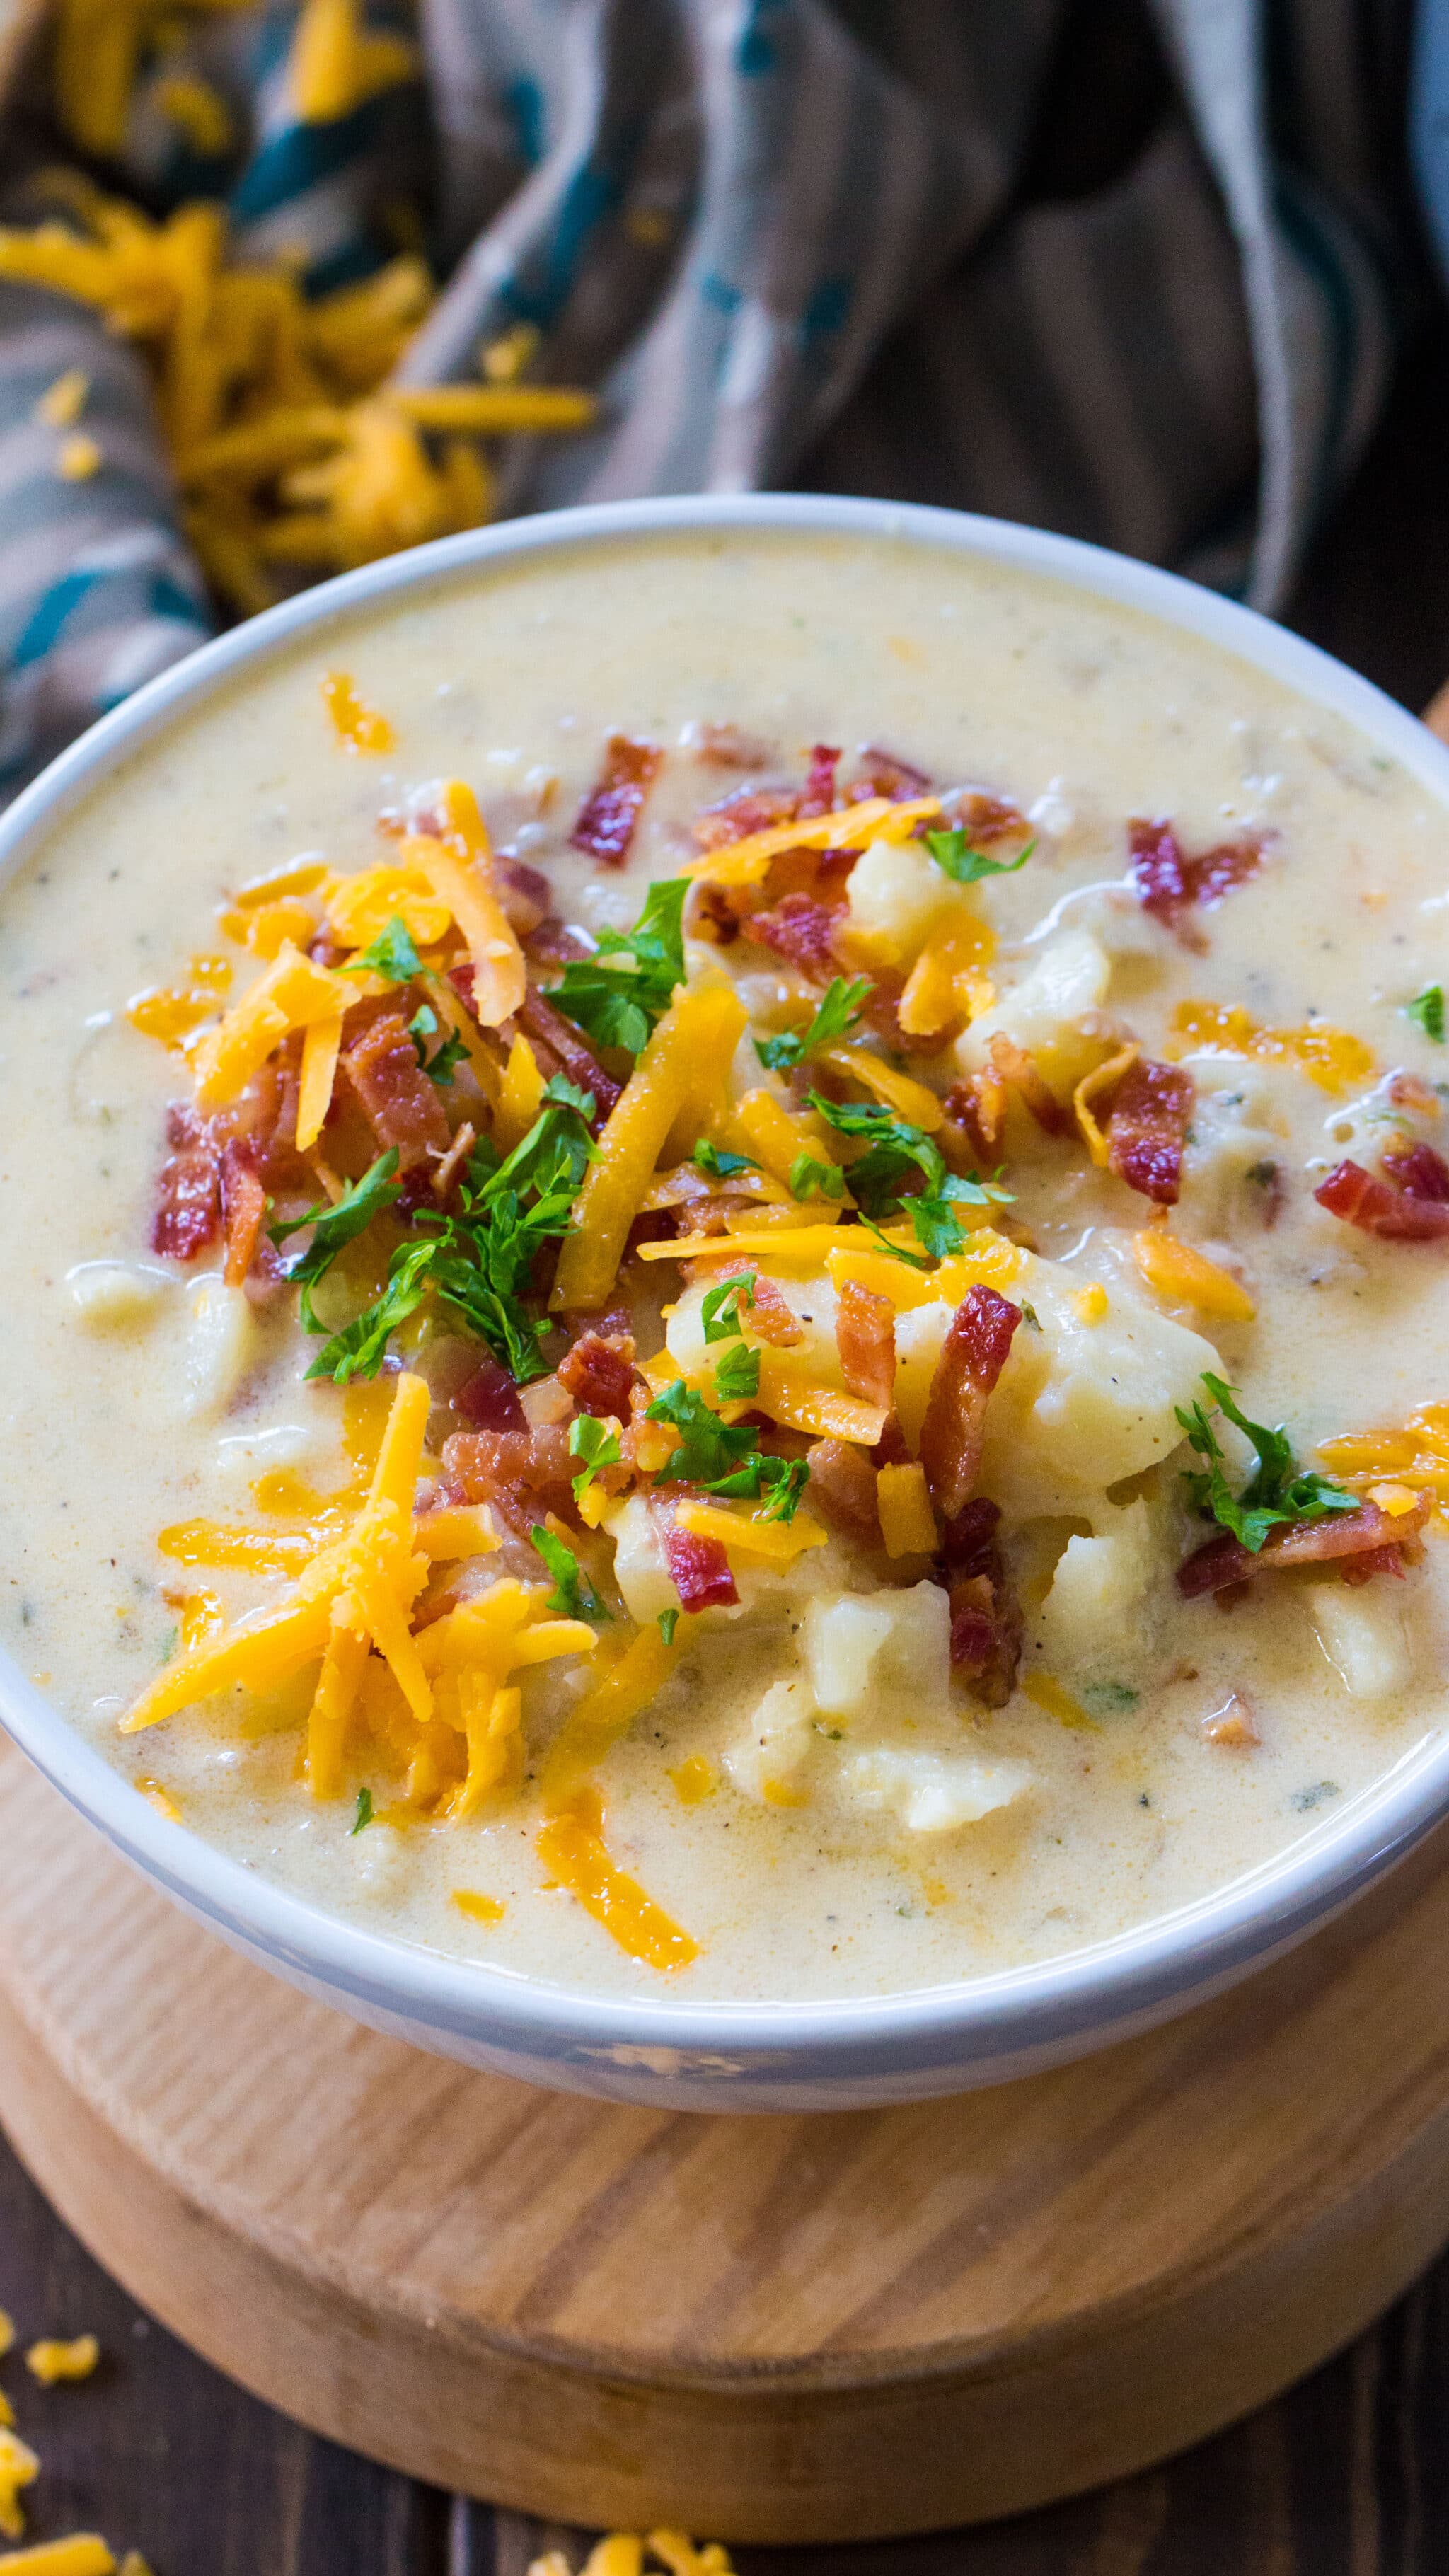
(6, 1740), (1449, 2543)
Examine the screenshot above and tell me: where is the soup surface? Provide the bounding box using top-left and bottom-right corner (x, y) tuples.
(3, 529), (1449, 2002)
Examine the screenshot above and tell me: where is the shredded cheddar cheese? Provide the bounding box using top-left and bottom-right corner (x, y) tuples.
(668, 1754), (717, 1804)
(672, 1500), (828, 1563)
(1072, 1041), (1139, 1167)
(1022, 1674), (1099, 1730)
(814, 1045), (944, 1130)
(538, 1813), (700, 1970)
(683, 793), (942, 887)
(320, 671), (395, 754)
(451, 1889), (505, 1923)
(0, 2430), (40, 2541)
(1170, 1000), (1375, 1094)
(1320, 1401), (1449, 1504)
(24, 2338), (98, 2387)
(35, 369), (88, 428)
(1133, 1228), (1255, 1320)
(0, 2539), (118, 2576)
(875, 1462), (937, 1556)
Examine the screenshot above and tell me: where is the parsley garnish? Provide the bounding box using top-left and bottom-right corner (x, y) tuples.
(569, 1414), (622, 1500)
(345, 914), (423, 981)
(924, 828), (1035, 888)
(351, 1786), (374, 1834)
(657, 1608), (679, 1645)
(306, 1084), (596, 1385)
(408, 1003), (468, 1086)
(715, 1341), (761, 1402)
(701, 1272), (756, 1342)
(271, 1148), (402, 1333)
(790, 1152), (845, 1201)
(806, 1092), (1012, 1248)
(694, 1138), (756, 1179)
(1176, 1373), (1356, 1552)
(549, 879), (687, 1056)
(530, 1525), (611, 1622)
(646, 1380), (759, 1484)
(1407, 984), (1446, 1043)
(755, 975), (873, 1073)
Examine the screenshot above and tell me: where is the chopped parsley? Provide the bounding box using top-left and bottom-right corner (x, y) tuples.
(1082, 1682), (1139, 1714)
(569, 1414), (622, 1501)
(529, 1525), (611, 1622)
(548, 878), (687, 1056)
(408, 1003), (468, 1085)
(1290, 1780), (1340, 1811)
(790, 1152), (845, 1201)
(657, 1608), (679, 1646)
(306, 1080), (595, 1385)
(1407, 983), (1446, 1043)
(694, 1138), (756, 1179)
(806, 1092), (1012, 1253)
(715, 1340), (761, 1402)
(643, 1381), (809, 1520)
(272, 1148), (402, 1333)
(345, 914), (423, 982)
(1176, 1373), (1356, 1552)
(755, 974), (872, 1073)
(351, 1786), (374, 1834)
(924, 827), (1035, 888)
(701, 1271), (755, 1342)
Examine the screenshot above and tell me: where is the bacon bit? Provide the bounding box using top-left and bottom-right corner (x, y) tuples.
(957, 790), (1029, 846)
(495, 856), (552, 937)
(836, 1280), (896, 1409)
(454, 1354), (528, 1433)
(804, 1438), (882, 1544)
(988, 1032), (1072, 1136)
(944, 1070), (1007, 1165)
(708, 1262), (803, 1347)
(558, 1329), (636, 1417)
(1129, 818), (1263, 940)
(1340, 1544), (1409, 1588)
(1177, 1495), (1431, 1598)
(1388, 1070), (1442, 1119)
(441, 1425), (575, 1532)
(523, 916), (591, 964)
(850, 746), (931, 801)
(1383, 1141), (1449, 1202)
(219, 1140), (267, 1286)
(872, 1409), (913, 1468)
(656, 1503), (739, 1610)
(689, 882), (744, 946)
(1103, 1057), (1194, 1205)
(151, 1104), (222, 1259)
(798, 744), (841, 819)
(570, 734), (663, 867)
(342, 1010), (451, 1169)
(1202, 1690), (1259, 1747)
(744, 892), (843, 981)
(692, 720), (776, 769)
(1314, 1157), (1449, 1242)
(518, 986), (623, 1121)
(939, 1498), (1022, 1707)
(919, 1285), (1022, 1520)
(693, 783), (804, 850)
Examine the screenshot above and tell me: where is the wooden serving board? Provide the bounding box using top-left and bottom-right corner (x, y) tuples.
(5, 1741), (1449, 2543)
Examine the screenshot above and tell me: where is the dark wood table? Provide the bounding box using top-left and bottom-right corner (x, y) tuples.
(6, 322), (1449, 2576)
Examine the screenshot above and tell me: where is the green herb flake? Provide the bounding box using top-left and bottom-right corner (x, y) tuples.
(924, 826), (1034, 887)
(1407, 984), (1446, 1044)
(789, 1152), (846, 1202)
(272, 1147), (403, 1331)
(1020, 1301), (1042, 1330)
(1290, 1779), (1340, 1812)
(657, 1608), (679, 1646)
(529, 1525), (611, 1622)
(694, 1138), (756, 1179)
(1176, 1373), (1356, 1552)
(701, 1271), (756, 1343)
(569, 1413), (623, 1501)
(715, 1340), (762, 1402)
(1082, 1682), (1140, 1714)
(756, 975), (873, 1075)
(549, 879), (688, 1057)
(345, 913), (424, 983)
(351, 1786), (374, 1835)
(645, 1380), (759, 1485)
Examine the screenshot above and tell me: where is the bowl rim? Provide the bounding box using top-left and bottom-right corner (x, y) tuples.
(5, 485), (1449, 2064)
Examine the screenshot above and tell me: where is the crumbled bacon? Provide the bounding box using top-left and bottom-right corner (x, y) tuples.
(691, 721), (776, 770)
(744, 893), (843, 981)
(693, 784), (804, 851)
(988, 1033), (1071, 1137)
(836, 1280), (896, 1408)
(441, 1425), (575, 1532)
(938, 1499), (1022, 1706)
(1383, 1141), (1449, 1202)
(689, 883), (744, 946)
(1102, 1057), (1194, 1206)
(558, 1329), (636, 1418)
(872, 1411), (913, 1468)
(1339, 1545), (1407, 1588)
(1314, 1157), (1449, 1242)
(219, 1142), (268, 1288)
(798, 744), (841, 819)
(519, 986), (623, 1122)
(1177, 1496), (1431, 1598)
(1388, 1070), (1441, 1120)
(522, 918), (591, 965)
(342, 1010), (451, 1169)
(850, 746), (931, 802)
(956, 790), (1029, 846)
(944, 1072), (1007, 1166)
(918, 1286), (1022, 1520)
(706, 1262), (802, 1348)
(454, 1353), (528, 1434)
(653, 1503), (738, 1610)
(495, 856), (552, 937)
(151, 1104), (222, 1260)
(1129, 819), (1263, 942)
(804, 1439), (881, 1544)
(570, 734), (663, 867)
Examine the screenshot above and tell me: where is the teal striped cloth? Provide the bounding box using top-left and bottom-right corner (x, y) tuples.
(0, 0), (1431, 796)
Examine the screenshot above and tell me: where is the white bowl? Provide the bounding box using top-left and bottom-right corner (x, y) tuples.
(4, 492), (1449, 2114)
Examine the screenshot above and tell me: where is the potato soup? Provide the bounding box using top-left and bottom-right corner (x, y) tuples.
(3, 528), (1448, 2002)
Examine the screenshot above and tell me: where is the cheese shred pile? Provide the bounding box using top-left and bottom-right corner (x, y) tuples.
(0, 2314), (148, 2575)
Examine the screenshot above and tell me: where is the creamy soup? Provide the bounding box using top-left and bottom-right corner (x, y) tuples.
(4, 529), (1449, 2003)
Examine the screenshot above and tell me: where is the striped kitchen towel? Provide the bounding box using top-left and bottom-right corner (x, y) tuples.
(0, 0), (1431, 797)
